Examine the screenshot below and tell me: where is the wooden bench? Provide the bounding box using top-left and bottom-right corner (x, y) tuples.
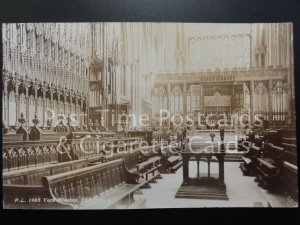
(136, 145), (162, 187)
(93, 147), (160, 189)
(3, 158), (90, 209)
(282, 137), (297, 145)
(41, 159), (144, 209)
(254, 143), (283, 189)
(3, 158), (89, 186)
(159, 146), (183, 173)
(281, 143), (297, 165)
(240, 145), (261, 176)
(103, 148), (142, 174)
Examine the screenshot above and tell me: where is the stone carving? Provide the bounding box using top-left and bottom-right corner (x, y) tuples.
(29, 113), (42, 140)
(16, 112), (29, 141)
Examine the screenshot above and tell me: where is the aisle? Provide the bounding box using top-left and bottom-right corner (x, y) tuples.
(136, 161), (269, 208)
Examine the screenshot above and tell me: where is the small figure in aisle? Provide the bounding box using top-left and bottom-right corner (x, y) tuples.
(220, 125), (225, 141)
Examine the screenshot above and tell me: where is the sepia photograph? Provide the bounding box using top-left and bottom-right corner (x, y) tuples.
(2, 22), (298, 209)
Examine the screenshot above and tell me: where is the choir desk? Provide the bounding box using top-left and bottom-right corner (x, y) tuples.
(175, 144), (229, 200)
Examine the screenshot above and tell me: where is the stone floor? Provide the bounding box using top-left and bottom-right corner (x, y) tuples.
(135, 162), (270, 208)
(132, 131), (297, 208)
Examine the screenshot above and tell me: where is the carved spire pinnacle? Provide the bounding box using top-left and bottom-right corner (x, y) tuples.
(32, 113), (40, 126)
(18, 112), (26, 126)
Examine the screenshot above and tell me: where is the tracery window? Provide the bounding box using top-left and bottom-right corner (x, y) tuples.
(171, 85), (183, 114)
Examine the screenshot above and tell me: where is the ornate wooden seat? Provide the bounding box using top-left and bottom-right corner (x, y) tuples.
(41, 159), (144, 209)
(159, 146), (183, 173)
(239, 145), (261, 176)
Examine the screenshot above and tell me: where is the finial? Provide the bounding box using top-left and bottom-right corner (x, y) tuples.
(32, 113), (40, 126)
(58, 112), (64, 121)
(18, 112), (26, 125)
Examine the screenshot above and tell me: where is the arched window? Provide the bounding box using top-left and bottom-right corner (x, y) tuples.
(187, 88), (192, 114)
(171, 85), (183, 114)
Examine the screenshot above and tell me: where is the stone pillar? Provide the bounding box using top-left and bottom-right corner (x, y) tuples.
(15, 86), (20, 127)
(50, 86), (54, 128)
(42, 89), (46, 128)
(231, 85), (235, 112)
(167, 83), (171, 111)
(2, 81), (8, 125)
(249, 80), (254, 125)
(286, 69), (292, 124)
(34, 89), (38, 114)
(25, 94), (29, 127)
(183, 83), (187, 124)
(268, 79), (273, 124)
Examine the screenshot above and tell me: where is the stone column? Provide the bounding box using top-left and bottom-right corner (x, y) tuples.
(249, 80), (254, 125)
(50, 85), (54, 128)
(15, 79), (20, 127)
(183, 83), (187, 124)
(286, 69), (292, 124)
(25, 90), (29, 127)
(2, 81), (8, 125)
(231, 85), (235, 112)
(268, 79), (273, 124)
(167, 83), (171, 124)
(42, 88), (46, 128)
(34, 89), (38, 114)
(167, 83), (171, 111)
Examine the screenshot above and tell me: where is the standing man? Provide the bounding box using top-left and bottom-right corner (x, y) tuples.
(182, 126), (187, 140)
(220, 125), (225, 141)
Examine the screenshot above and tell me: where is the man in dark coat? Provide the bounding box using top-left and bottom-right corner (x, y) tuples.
(220, 125), (225, 141)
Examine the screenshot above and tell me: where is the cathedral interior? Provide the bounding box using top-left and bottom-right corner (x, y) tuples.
(2, 23), (298, 208)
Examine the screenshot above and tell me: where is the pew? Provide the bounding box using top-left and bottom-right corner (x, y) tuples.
(3, 158), (89, 208)
(238, 127), (298, 203)
(42, 159), (145, 209)
(159, 146), (183, 173)
(104, 148), (142, 174)
(240, 145), (261, 176)
(3, 159), (89, 186)
(282, 143), (297, 165)
(255, 143), (283, 189)
(90, 146), (163, 189)
(135, 145), (162, 187)
(282, 161), (298, 202)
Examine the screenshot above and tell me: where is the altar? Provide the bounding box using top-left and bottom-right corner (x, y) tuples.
(175, 142), (229, 200)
